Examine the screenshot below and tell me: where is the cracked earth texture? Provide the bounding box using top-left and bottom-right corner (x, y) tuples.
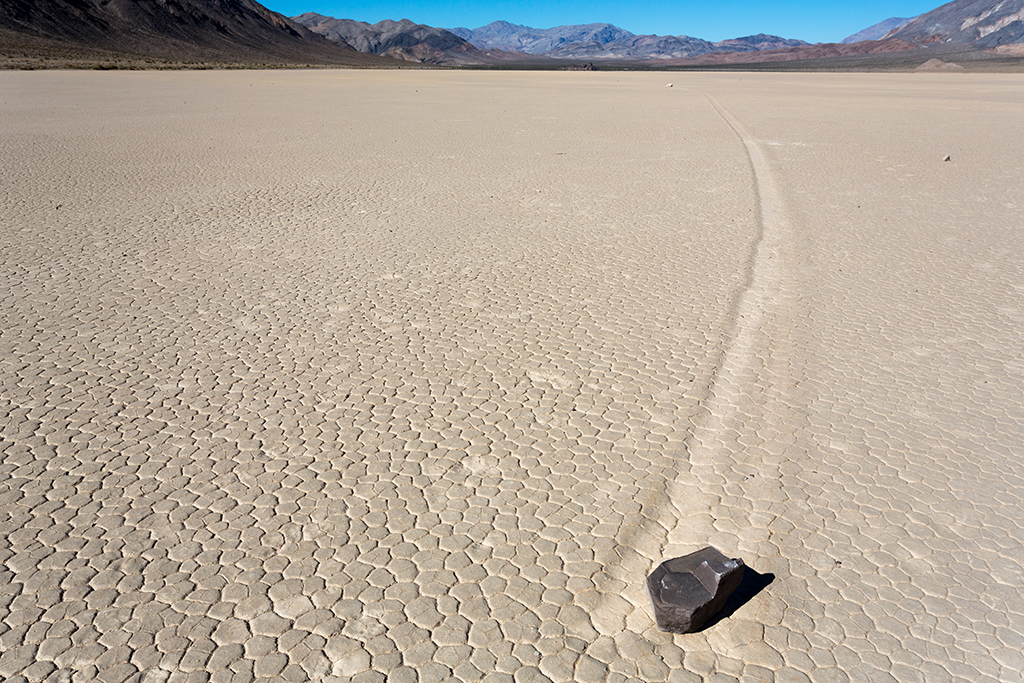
(1, 71), (1022, 683)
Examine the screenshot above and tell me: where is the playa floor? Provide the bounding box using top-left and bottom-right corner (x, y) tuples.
(2, 70), (1023, 682)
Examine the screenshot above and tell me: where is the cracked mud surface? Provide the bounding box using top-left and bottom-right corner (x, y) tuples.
(2, 71), (1023, 682)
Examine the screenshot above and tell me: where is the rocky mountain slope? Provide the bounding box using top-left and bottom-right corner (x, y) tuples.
(0, 0), (392, 65)
(885, 0), (1024, 47)
(841, 17), (915, 43)
(292, 13), (489, 64)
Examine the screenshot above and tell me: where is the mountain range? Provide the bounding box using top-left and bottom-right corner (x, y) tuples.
(448, 21), (813, 59)
(289, 16), (816, 64)
(2, 0), (1023, 68)
(444, 21), (812, 61)
(295, 0), (1024, 66)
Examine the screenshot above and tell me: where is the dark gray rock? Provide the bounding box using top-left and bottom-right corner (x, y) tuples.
(646, 547), (745, 633)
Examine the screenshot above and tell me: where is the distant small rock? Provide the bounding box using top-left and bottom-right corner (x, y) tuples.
(666, 83), (673, 87)
(646, 546), (745, 633)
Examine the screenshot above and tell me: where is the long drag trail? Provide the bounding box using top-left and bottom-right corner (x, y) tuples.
(2, 71), (1023, 683)
(666, 92), (803, 588)
(663, 93), (801, 555)
(590, 89), (802, 641)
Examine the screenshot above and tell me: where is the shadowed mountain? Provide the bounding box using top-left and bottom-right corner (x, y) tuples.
(292, 13), (496, 64)
(0, 0), (395, 66)
(885, 0), (1024, 47)
(841, 17), (914, 43)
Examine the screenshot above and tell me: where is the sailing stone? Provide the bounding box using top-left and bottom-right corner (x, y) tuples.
(646, 546), (746, 633)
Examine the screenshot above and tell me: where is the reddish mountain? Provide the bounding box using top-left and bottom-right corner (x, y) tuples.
(658, 38), (920, 66)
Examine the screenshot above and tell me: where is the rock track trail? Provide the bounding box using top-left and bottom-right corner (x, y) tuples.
(662, 93), (800, 559)
(588, 90), (813, 679)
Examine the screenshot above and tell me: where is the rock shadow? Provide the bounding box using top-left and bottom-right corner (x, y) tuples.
(695, 565), (775, 632)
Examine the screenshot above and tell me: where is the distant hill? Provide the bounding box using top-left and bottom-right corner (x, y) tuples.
(660, 38), (920, 66)
(885, 0), (1024, 47)
(292, 13), (490, 64)
(449, 21), (808, 59)
(0, 0), (395, 66)
(841, 17), (914, 43)
(713, 33), (810, 52)
(545, 34), (714, 60)
(448, 21), (633, 54)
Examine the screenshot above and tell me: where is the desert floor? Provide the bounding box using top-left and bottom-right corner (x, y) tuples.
(1, 70), (1023, 683)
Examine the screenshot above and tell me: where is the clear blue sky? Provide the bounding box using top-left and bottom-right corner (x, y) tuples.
(264, 0), (942, 43)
